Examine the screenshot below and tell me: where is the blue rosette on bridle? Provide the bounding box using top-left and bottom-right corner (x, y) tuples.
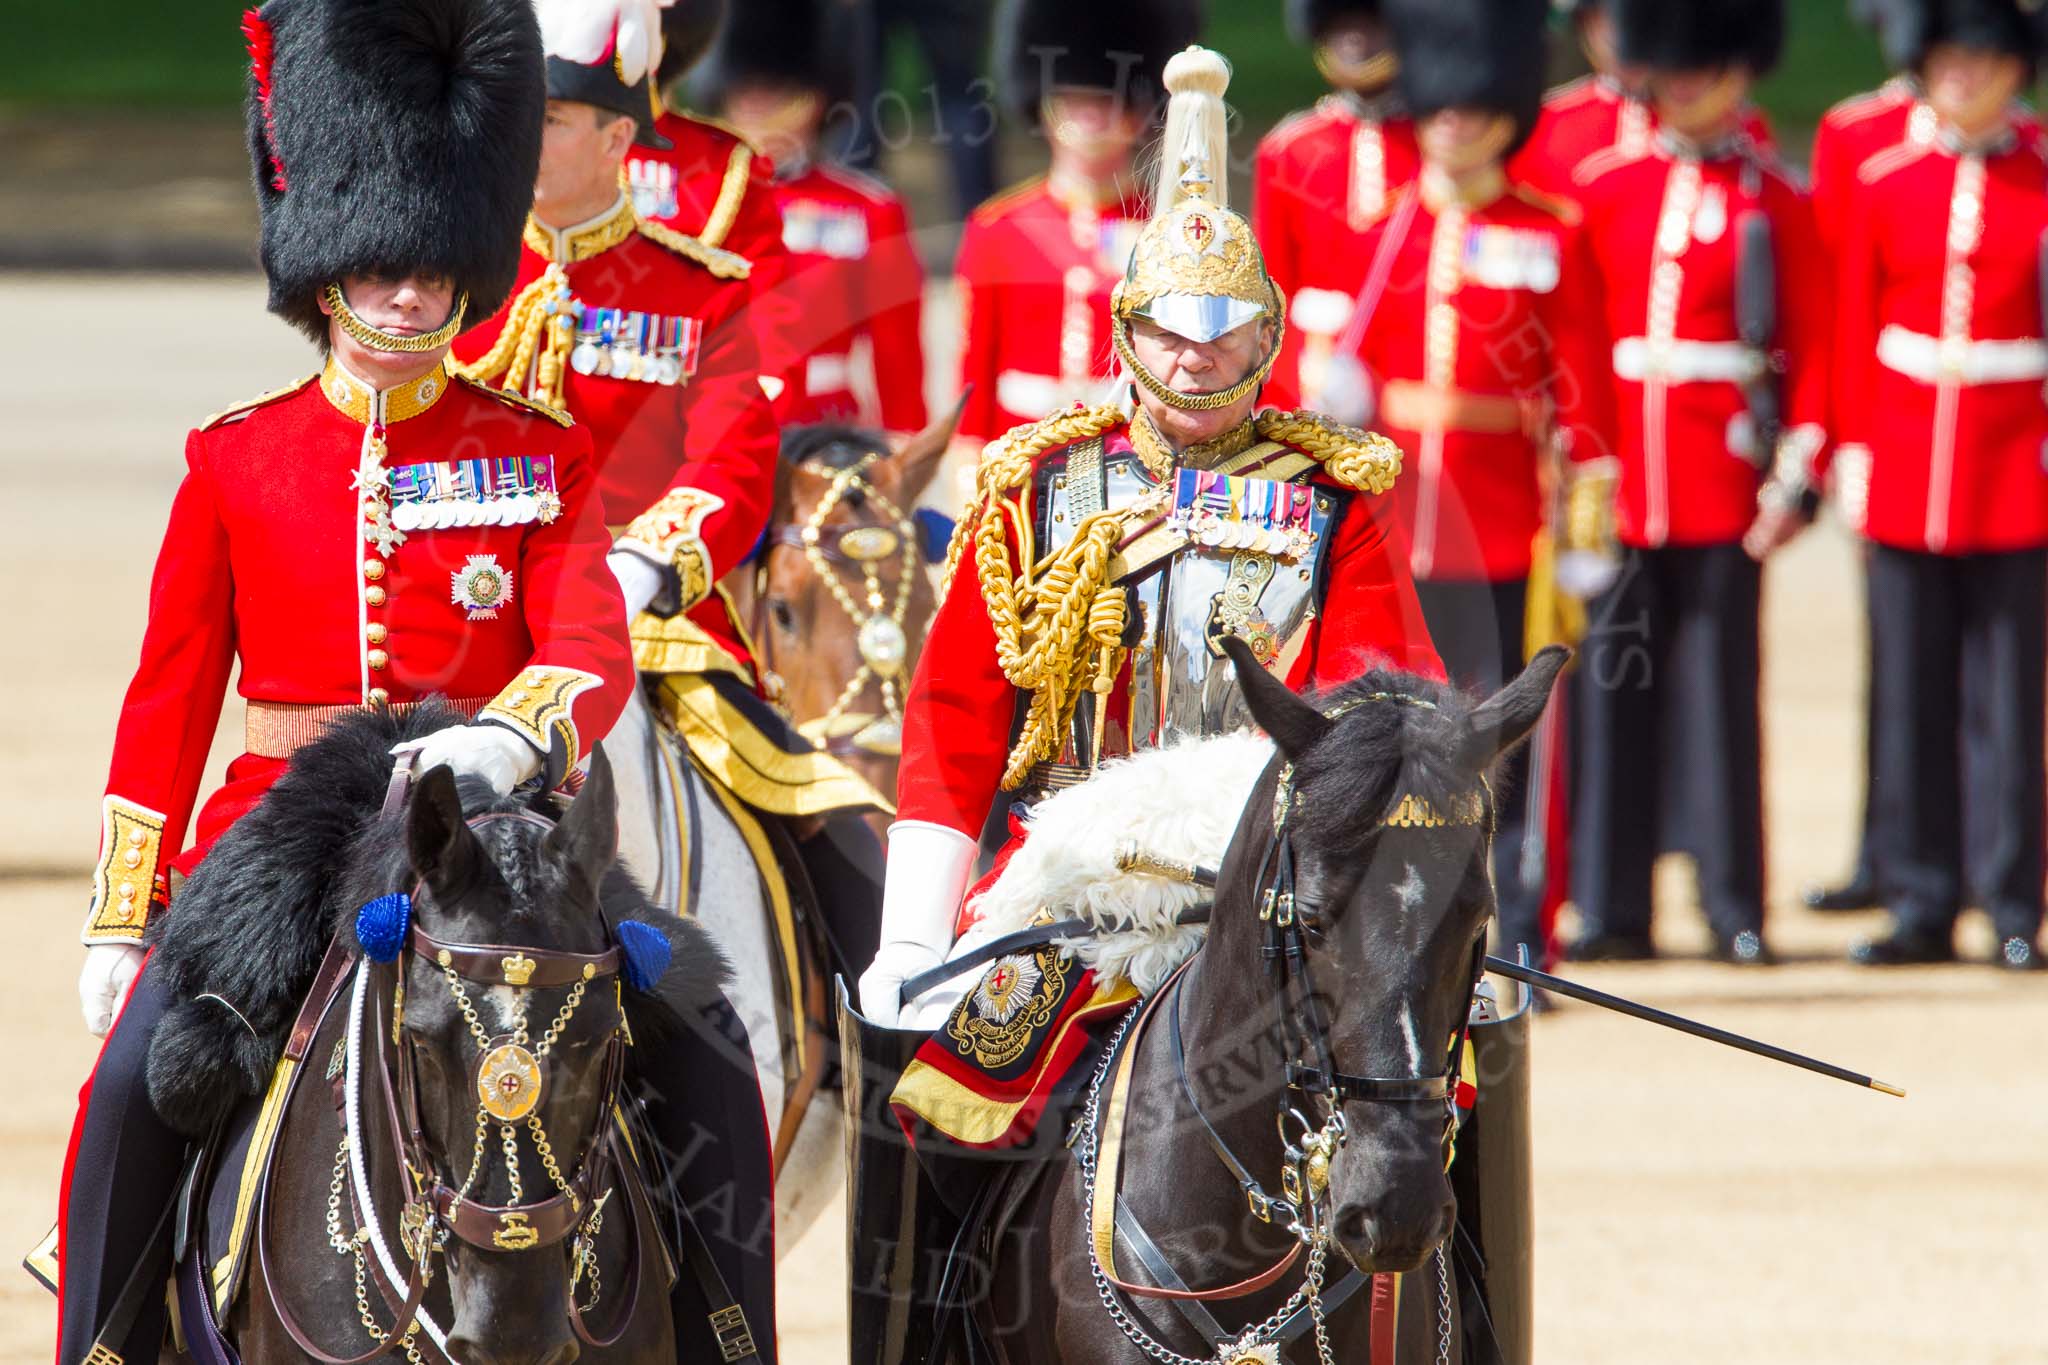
(355, 892), (412, 962)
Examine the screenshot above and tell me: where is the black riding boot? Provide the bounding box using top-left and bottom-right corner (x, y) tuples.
(631, 989), (780, 1365)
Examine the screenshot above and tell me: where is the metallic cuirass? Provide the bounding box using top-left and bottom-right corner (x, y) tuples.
(1026, 438), (1340, 785)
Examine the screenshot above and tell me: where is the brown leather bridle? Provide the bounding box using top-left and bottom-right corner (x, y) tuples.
(260, 810), (648, 1363)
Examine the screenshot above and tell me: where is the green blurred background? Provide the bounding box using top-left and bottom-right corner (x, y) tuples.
(2, 0), (1891, 142)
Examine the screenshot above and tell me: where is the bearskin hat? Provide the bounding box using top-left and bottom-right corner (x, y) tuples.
(1865, 0), (2040, 71)
(1389, 0), (1549, 153)
(656, 0), (729, 88)
(700, 0), (859, 106)
(1285, 0), (1385, 45)
(1614, 0), (1784, 77)
(243, 0), (544, 344)
(998, 0), (1203, 121)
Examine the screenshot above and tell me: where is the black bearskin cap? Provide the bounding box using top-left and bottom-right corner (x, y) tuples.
(657, 0), (729, 88)
(245, 0), (543, 344)
(1615, 0), (1784, 76)
(1867, 0), (2039, 71)
(1286, 0), (1385, 45)
(998, 0), (1203, 121)
(1390, 0), (1549, 153)
(701, 0), (859, 105)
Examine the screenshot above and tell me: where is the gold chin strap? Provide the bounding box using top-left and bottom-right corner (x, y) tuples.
(1314, 46), (1398, 95)
(1112, 314), (1280, 412)
(324, 284), (468, 354)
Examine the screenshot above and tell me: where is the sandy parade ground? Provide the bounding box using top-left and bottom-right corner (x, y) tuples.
(0, 274), (2043, 1362)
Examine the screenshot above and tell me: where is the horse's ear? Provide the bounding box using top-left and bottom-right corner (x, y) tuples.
(1455, 646), (1569, 772)
(1223, 636), (1332, 759)
(407, 765), (484, 893)
(544, 743), (617, 888)
(886, 390), (968, 506)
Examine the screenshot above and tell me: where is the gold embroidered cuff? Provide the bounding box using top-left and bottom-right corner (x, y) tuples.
(479, 666), (603, 786)
(618, 488), (726, 615)
(85, 795), (168, 943)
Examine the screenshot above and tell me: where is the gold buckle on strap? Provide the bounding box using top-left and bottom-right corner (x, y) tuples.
(709, 1305), (756, 1362)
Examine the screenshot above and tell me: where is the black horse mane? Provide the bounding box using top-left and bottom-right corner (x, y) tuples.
(1286, 665), (1483, 856)
(144, 703), (725, 1137)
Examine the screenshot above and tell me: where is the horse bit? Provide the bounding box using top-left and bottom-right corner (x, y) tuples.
(1078, 692), (1490, 1365)
(762, 449), (920, 757)
(269, 811), (643, 1365)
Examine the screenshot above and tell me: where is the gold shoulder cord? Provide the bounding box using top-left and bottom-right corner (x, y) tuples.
(1253, 410), (1404, 495)
(634, 219), (751, 279)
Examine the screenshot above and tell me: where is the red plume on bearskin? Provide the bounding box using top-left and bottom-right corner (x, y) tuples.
(241, 8), (287, 191)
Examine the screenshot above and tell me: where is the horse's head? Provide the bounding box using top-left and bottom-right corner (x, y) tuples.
(1223, 638), (1566, 1274)
(747, 410), (955, 807)
(396, 749), (628, 1365)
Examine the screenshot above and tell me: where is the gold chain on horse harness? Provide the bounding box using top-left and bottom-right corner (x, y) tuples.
(789, 450), (919, 755)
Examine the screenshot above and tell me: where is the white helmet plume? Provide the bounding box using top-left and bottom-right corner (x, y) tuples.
(1153, 45), (1233, 213)
(537, 0), (674, 87)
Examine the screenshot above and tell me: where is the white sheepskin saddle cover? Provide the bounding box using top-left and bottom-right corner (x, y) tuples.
(962, 732), (1275, 994)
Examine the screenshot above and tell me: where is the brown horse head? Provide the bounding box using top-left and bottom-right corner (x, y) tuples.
(740, 403), (959, 824)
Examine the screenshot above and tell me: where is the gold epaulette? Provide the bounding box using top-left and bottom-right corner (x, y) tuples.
(1510, 183), (1582, 226)
(455, 372), (573, 426)
(635, 218), (751, 279)
(1254, 410), (1404, 496)
(198, 374), (318, 430)
(939, 404), (1126, 589)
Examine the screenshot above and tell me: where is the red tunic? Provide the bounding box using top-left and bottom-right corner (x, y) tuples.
(1510, 76), (1777, 202)
(759, 157), (929, 435)
(454, 199), (780, 670)
(1834, 126), (2048, 555)
(1252, 95), (1422, 411)
(1358, 184), (1613, 581)
(954, 177), (1148, 444)
(84, 359), (633, 942)
(896, 418), (1443, 840)
(1563, 138), (1831, 549)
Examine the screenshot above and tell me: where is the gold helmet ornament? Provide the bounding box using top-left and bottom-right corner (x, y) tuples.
(1110, 46), (1287, 412)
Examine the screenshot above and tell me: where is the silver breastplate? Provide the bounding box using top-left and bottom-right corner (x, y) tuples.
(1032, 439), (1339, 776)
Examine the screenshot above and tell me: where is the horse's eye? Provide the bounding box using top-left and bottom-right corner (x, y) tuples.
(770, 599), (796, 633)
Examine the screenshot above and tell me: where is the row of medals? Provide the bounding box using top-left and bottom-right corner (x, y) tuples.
(568, 317), (692, 386)
(391, 488), (560, 531)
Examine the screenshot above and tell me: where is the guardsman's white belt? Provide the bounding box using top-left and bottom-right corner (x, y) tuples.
(804, 351), (853, 396)
(996, 370), (1100, 417)
(1611, 337), (1768, 385)
(246, 697), (489, 759)
(1876, 324), (2048, 386)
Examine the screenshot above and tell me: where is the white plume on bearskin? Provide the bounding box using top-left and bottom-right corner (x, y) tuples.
(538, 0), (671, 85)
(965, 732), (1274, 994)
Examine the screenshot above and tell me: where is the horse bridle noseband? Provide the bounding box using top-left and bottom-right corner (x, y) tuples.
(1179, 692), (1493, 1240)
(261, 810), (646, 1364)
(755, 450), (920, 758)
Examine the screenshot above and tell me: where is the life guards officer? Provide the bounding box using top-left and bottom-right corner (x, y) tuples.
(1558, 0), (1829, 966)
(453, 0), (800, 1345)
(57, 3), (636, 1360)
(860, 46), (1443, 1027)
(951, 0), (1198, 454)
(1368, 0), (1610, 965)
(1252, 0), (1421, 416)
(1511, 0), (1777, 202)
(1833, 0), (2048, 970)
(708, 0), (931, 439)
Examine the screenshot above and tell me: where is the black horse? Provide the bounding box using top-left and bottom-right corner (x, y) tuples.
(979, 639), (1566, 1363)
(141, 707), (747, 1365)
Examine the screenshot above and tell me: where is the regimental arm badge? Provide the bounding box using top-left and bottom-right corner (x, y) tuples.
(452, 554), (514, 621)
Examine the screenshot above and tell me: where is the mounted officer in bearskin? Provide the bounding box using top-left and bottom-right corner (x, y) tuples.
(844, 38), (1540, 1365)
(48, 2), (775, 1359)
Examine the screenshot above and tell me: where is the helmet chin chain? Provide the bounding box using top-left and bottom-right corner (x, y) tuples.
(1112, 317), (1280, 415)
(324, 283), (469, 354)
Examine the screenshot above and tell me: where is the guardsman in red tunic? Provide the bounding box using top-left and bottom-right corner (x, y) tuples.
(454, 1), (802, 1343)
(1366, 0), (1610, 965)
(950, 0), (1197, 457)
(1510, 0), (1777, 202)
(1558, 0), (1829, 966)
(708, 0), (930, 439)
(1253, 0), (1421, 415)
(1834, 1), (2048, 970)
(54, 4), (635, 1360)
(858, 46), (1442, 1028)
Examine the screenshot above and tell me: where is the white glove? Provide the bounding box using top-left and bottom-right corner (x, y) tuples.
(857, 820), (980, 1027)
(79, 943), (145, 1037)
(391, 723), (542, 795)
(1554, 549), (1623, 601)
(608, 549), (667, 618)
